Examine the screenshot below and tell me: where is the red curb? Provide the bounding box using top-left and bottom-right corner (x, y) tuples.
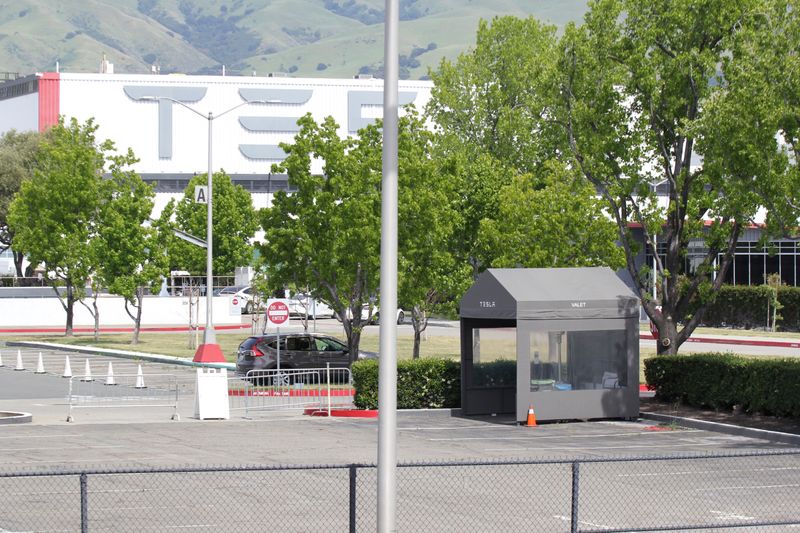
(303, 408), (378, 418)
(643, 425), (673, 432)
(641, 332), (800, 349)
(228, 389), (355, 398)
(0, 324), (251, 334)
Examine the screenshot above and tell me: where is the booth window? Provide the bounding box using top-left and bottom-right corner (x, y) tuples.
(471, 328), (516, 387)
(530, 330), (627, 392)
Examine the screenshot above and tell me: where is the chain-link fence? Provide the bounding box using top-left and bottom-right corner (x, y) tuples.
(1, 449), (798, 532)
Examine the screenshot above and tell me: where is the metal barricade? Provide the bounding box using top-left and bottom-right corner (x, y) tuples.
(66, 373), (180, 422)
(229, 365), (354, 418)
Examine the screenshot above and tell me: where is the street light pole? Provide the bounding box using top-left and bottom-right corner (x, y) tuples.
(136, 95), (274, 362)
(204, 111), (216, 350)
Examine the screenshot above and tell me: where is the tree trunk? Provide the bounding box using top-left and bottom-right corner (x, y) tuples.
(411, 305), (428, 360)
(92, 294), (100, 342)
(132, 287), (144, 345)
(65, 282), (75, 337)
(13, 251), (25, 278)
(346, 324), (362, 365)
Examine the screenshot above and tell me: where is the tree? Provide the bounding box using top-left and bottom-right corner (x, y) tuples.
(93, 156), (169, 344)
(427, 17), (588, 279)
(477, 161), (625, 270)
(395, 112), (468, 358)
(554, 0), (800, 354)
(0, 130), (42, 277)
(8, 118), (109, 335)
(169, 171), (258, 279)
(429, 2), (800, 354)
(260, 114), (381, 361)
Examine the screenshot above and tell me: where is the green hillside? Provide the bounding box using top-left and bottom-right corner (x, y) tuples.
(0, 0), (587, 79)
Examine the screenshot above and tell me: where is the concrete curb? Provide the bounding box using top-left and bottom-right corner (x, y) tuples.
(640, 412), (800, 446)
(4, 341), (235, 371)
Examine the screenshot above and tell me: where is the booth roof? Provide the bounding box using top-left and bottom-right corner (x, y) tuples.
(460, 267), (639, 320)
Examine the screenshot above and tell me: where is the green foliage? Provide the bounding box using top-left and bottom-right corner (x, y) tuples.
(169, 171), (258, 276)
(352, 358), (460, 410)
(472, 360), (517, 387)
(137, 0), (262, 65)
(698, 285), (800, 332)
(645, 353), (800, 417)
(91, 152), (169, 342)
(261, 111), (464, 358)
(477, 161), (625, 270)
(0, 1), (588, 79)
(429, 1), (800, 356)
(7, 117), (129, 333)
(261, 113), (380, 356)
(0, 129), (41, 273)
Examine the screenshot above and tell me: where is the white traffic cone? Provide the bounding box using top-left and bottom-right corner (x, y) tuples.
(134, 364), (146, 389)
(62, 356), (72, 378)
(14, 349), (24, 371)
(104, 362), (117, 386)
(34, 352), (46, 374)
(81, 359), (93, 382)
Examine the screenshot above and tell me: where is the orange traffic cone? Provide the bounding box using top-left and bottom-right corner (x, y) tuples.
(526, 404), (537, 427)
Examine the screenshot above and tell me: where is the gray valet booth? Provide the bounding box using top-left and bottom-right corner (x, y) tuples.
(460, 267), (640, 423)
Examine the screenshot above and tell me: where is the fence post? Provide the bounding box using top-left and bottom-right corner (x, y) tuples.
(327, 363), (332, 416)
(80, 473), (88, 533)
(571, 461), (580, 533)
(349, 464), (357, 533)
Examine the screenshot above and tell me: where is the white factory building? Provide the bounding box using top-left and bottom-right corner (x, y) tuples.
(0, 70), (433, 216)
(3, 70), (800, 288)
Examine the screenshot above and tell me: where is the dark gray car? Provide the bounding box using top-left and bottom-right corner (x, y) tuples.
(235, 332), (376, 377)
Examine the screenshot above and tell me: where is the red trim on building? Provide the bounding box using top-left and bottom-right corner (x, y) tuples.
(37, 72), (60, 132)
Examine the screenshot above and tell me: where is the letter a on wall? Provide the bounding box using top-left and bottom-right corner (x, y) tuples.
(195, 185), (208, 204)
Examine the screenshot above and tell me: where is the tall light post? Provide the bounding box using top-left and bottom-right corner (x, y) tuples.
(378, 0), (400, 531)
(138, 95), (271, 363)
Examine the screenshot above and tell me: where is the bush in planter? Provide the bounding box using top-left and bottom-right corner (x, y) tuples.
(645, 353), (800, 417)
(352, 358), (460, 410)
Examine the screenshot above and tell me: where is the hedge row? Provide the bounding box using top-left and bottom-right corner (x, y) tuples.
(352, 358), (461, 410)
(644, 353), (800, 417)
(700, 285), (800, 331)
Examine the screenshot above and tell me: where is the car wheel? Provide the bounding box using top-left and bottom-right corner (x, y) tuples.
(244, 301), (253, 314)
(396, 311), (405, 325)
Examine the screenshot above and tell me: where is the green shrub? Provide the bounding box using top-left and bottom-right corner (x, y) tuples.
(698, 284), (800, 331)
(645, 353), (800, 417)
(352, 358), (460, 410)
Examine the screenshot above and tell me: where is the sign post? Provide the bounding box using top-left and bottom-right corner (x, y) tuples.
(266, 300), (290, 372)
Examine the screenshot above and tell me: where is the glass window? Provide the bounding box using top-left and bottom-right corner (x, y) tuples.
(263, 338), (286, 351)
(471, 328), (516, 387)
(530, 330), (627, 392)
(314, 337), (346, 351)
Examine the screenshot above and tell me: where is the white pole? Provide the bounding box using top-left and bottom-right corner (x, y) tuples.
(203, 111), (216, 346)
(378, 0), (399, 531)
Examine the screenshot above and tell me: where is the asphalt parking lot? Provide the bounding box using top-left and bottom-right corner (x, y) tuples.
(0, 345), (796, 471)
(2, 345), (800, 532)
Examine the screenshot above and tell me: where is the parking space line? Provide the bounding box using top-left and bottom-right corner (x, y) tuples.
(4, 445), (124, 451)
(0, 434), (83, 439)
(428, 430), (703, 441)
(483, 441), (747, 452)
(695, 483), (800, 491)
(619, 466), (800, 478)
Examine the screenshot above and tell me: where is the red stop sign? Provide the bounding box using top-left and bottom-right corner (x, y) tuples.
(267, 301), (290, 325)
(232, 297), (239, 306)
